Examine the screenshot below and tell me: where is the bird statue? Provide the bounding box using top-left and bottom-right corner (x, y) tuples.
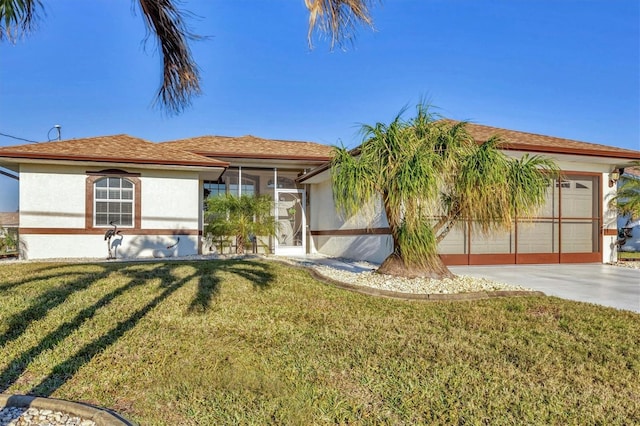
(167, 237), (180, 250)
(104, 221), (118, 259)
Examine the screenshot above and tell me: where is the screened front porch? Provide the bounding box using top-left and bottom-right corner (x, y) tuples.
(201, 167), (308, 256)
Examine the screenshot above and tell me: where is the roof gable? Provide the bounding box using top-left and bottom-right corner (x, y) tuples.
(0, 134), (228, 168)
(161, 135), (333, 161)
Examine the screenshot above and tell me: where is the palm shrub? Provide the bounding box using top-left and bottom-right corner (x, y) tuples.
(204, 194), (277, 254)
(609, 162), (640, 223)
(331, 103), (559, 279)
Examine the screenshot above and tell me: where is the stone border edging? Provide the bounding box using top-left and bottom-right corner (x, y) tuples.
(276, 260), (546, 301)
(0, 394), (135, 426)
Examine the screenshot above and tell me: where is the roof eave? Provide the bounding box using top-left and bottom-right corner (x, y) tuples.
(0, 152), (229, 168)
(500, 143), (640, 160)
(297, 162), (331, 183)
(192, 151), (332, 162)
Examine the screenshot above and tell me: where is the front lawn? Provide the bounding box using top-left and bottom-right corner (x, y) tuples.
(0, 260), (638, 424)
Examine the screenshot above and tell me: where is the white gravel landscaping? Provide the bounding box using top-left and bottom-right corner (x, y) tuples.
(283, 257), (532, 294)
(609, 261), (640, 269)
(0, 406), (96, 426)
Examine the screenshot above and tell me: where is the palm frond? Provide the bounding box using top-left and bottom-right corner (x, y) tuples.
(331, 145), (377, 219)
(396, 220), (439, 268)
(610, 176), (640, 220)
(0, 0), (42, 41)
(305, 0), (375, 48)
(454, 136), (512, 232)
(137, 0), (201, 115)
(204, 193), (276, 254)
(508, 154), (559, 220)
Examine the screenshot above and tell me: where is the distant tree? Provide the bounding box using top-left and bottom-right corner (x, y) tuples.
(204, 193), (277, 255)
(0, 0), (375, 114)
(331, 103), (559, 279)
(609, 162), (640, 222)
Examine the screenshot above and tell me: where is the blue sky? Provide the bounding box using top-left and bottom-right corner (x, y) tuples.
(1, 0), (639, 211)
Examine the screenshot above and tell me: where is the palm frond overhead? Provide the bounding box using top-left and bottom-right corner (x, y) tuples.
(0, 0), (42, 41)
(305, 0), (375, 48)
(2, 0), (377, 114)
(137, 0), (202, 115)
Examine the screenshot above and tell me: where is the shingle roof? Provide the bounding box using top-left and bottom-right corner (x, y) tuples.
(0, 212), (18, 226)
(624, 166), (640, 177)
(460, 122), (640, 160)
(161, 135), (333, 161)
(0, 134), (228, 168)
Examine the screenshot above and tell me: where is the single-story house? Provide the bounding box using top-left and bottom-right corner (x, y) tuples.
(0, 124), (638, 264)
(0, 134), (331, 259)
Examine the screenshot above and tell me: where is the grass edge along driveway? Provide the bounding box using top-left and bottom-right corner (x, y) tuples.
(0, 259), (638, 425)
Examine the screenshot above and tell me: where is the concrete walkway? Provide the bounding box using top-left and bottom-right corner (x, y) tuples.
(449, 264), (640, 313)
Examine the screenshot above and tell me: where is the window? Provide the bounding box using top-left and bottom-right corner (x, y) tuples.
(229, 175), (258, 196)
(267, 176), (296, 189)
(204, 180), (226, 211)
(239, 178), (256, 197)
(94, 177), (134, 226)
(204, 181), (226, 198)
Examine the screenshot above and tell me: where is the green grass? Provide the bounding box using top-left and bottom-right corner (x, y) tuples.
(619, 251), (640, 260)
(0, 260), (638, 425)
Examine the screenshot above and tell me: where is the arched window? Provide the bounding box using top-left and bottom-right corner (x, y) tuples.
(94, 177), (134, 226)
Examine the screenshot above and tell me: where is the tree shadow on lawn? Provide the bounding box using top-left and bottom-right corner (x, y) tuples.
(0, 264), (104, 292)
(0, 263), (166, 393)
(188, 260), (273, 312)
(0, 259), (275, 397)
(0, 264), (113, 349)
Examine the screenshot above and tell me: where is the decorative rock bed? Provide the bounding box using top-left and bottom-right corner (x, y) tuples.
(0, 406), (95, 426)
(280, 257), (544, 301)
(609, 260), (640, 269)
(0, 395), (132, 426)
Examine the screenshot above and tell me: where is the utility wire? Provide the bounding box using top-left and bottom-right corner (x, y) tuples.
(0, 169), (19, 180)
(0, 132), (39, 144)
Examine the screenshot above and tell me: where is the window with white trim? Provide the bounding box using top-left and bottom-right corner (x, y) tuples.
(94, 177), (134, 226)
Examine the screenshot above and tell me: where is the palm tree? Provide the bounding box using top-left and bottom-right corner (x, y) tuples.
(331, 103), (559, 279)
(204, 193), (277, 255)
(0, 0), (375, 114)
(609, 162), (640, 222)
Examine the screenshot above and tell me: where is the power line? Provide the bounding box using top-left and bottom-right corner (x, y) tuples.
(0, 169), (19, 180)
(0, 132), (39, 144)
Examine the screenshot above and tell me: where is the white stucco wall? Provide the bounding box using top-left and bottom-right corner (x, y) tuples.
(20, 234), (198, 260)
(19, 164), (86, 228)
(18, 164), (202, 260)
(602, 172), (619, 262)
(140, 171), (201, 230)
(309, 178), (391, 263)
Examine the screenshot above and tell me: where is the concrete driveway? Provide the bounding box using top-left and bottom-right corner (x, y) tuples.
(449, 264), (640, 313)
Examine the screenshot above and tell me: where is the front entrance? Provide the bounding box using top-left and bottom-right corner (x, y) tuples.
(275, 189), (306, 256)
